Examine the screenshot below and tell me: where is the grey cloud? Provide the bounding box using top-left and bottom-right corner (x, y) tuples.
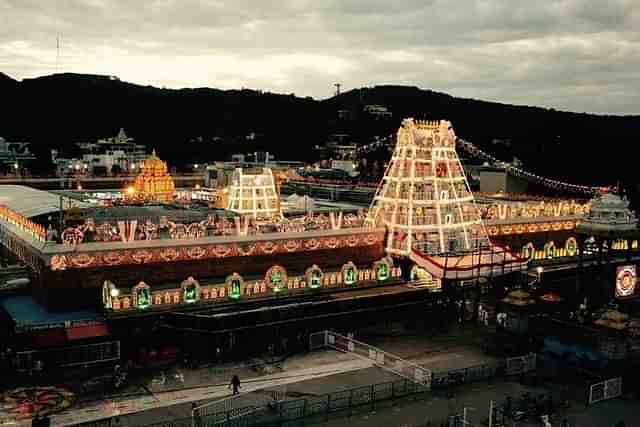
(0, 0), (639, 113)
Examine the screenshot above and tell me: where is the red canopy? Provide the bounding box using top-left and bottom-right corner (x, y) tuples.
(65, 323), (109, 341)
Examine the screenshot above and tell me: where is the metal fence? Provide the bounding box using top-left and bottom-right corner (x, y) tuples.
(505, 353), (536, 376)
(309, 330), (432, 388)
(200, 378), (429, 427)
(193, 390), (286, 426)
(588, 377), (623, 405)
(198, 358), (509, 427)
(431, 360), (505, 388)
(14, 341), (121, 372)
(70, 352), (540, 427)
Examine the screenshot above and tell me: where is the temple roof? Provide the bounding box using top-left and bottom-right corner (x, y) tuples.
(129, 151), (176, 202)
(0, 185), (89, 218)
(576, 192), (638, 236)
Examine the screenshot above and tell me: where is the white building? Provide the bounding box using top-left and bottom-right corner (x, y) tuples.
(363, 104), (392, 119)
(52, 128), (147, 176)
(0, 137), (35, 169)
(330, 160), (358, 177)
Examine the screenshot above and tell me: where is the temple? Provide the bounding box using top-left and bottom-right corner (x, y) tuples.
(127, 150), (176, 203)
(367, 119), (527, 279)
(226, 167), (282, 219)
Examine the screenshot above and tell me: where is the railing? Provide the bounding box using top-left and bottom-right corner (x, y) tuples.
(14, 341), (120, 372)
(202, 359), (512, 427)
(430, 360), (505, 388)
(309, 330), (432, 388)
(505, 353), (536, 376)
(192, 390), (284, 426)
(201, 378), (429, 427)
(69, 356), (521, 427)
(589, 377), (622, 405)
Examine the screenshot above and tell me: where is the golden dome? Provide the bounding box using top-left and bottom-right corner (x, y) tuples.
(127, 150), (176, 203)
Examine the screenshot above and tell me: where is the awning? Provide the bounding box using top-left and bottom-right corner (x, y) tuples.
(65, 323), (109, 341)
(31, 328), (67, 348)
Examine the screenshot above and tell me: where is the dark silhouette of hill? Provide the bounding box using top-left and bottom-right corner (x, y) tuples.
(1, 73), (638, 186)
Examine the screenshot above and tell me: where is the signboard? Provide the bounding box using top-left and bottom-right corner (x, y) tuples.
(616, 265), (636, 298)
(16, 319), (103, 333)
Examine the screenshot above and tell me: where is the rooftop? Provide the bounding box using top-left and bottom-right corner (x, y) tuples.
(0, 295), (102, 331)
(0, 185), (89, 218)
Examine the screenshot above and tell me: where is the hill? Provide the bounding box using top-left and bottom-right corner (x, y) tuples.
(1, 73), (639, 185)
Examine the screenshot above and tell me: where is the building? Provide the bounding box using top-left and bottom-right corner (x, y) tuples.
(0, 137), (35, 172)
(330, 160), (358, 177)
(205, 159), (303, 189)
(363, 104), (392, 119)
(366, 118), (527, 280)
(314, 137), (358, 161)
(575, 192), (640, 304)
(479, 166), (529, 194)
(5, 117), (626, 376)
(126, 150), (176, 203)
(226, 168), (282, 219)
(52, 128), (147, 176)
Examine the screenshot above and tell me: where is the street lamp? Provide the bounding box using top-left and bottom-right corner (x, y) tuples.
(536, 266), (544, 283)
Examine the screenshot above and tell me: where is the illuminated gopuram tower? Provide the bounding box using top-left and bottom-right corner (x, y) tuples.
(227, 167), (282, 220)
(367, 118), (525, 279)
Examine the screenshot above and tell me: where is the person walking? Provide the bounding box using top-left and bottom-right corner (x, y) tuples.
(229, 375), (241, 395)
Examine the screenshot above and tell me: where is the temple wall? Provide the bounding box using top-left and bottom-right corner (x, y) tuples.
(38, 242), (385, 311)
(491, 229), (576, 253)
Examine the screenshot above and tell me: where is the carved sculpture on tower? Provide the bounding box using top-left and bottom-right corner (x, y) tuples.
(366, 118), (526, 279)
(127, 150), (176, 203)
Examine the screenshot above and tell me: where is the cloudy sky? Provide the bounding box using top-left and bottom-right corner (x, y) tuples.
(1, 0), (638, 114)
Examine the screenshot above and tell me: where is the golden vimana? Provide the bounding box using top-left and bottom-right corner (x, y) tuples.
(128, 150), (176, 203)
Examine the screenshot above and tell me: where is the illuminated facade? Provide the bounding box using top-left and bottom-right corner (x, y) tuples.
(101, 256), (400, 312)
(0, 193), (386, 311)
(227, 168), (282, 219)
(366, 118), (527, 279)
(367, 119), (489, 257)
(127, 150), (176, 203)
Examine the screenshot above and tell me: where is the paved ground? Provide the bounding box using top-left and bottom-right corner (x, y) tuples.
(2, 323), (637, 427)
(0, 324), (500, 427)
(5, 353), (375, 427)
